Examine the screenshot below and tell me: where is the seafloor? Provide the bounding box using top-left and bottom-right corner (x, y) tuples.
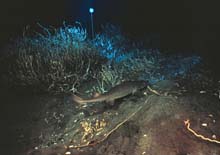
(1, 25), (220, 155)
(2, 77), (220, 155)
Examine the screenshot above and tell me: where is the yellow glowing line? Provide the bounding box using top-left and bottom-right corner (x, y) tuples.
(184, 119), (220, 144)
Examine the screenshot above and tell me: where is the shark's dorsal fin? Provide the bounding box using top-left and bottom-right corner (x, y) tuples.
(93, 92), (101, 97)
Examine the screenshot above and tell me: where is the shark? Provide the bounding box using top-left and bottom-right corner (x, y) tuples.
(72, 80), (148, 105)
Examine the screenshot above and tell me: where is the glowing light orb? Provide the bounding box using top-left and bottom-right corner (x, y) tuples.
(89, 8), (94, 13)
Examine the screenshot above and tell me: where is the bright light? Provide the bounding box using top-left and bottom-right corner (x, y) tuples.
(89, 8), (94, 14)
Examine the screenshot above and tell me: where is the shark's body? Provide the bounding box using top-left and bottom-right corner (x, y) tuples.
(72, 80), (148, 105)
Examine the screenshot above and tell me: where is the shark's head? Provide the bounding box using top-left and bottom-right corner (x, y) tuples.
(135, 80), (149, 89)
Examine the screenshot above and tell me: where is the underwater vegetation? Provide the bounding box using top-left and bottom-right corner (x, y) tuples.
(0, 23), (201, 94)
(2, 23), (220, 155)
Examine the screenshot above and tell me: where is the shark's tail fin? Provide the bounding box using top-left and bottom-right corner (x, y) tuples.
(72, 94), (86, 104)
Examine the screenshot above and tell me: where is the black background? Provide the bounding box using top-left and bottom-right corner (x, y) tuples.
(1, 0), (220, 73)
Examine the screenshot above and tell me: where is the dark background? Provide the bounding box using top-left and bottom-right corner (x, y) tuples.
(0, 0), (220, 73)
